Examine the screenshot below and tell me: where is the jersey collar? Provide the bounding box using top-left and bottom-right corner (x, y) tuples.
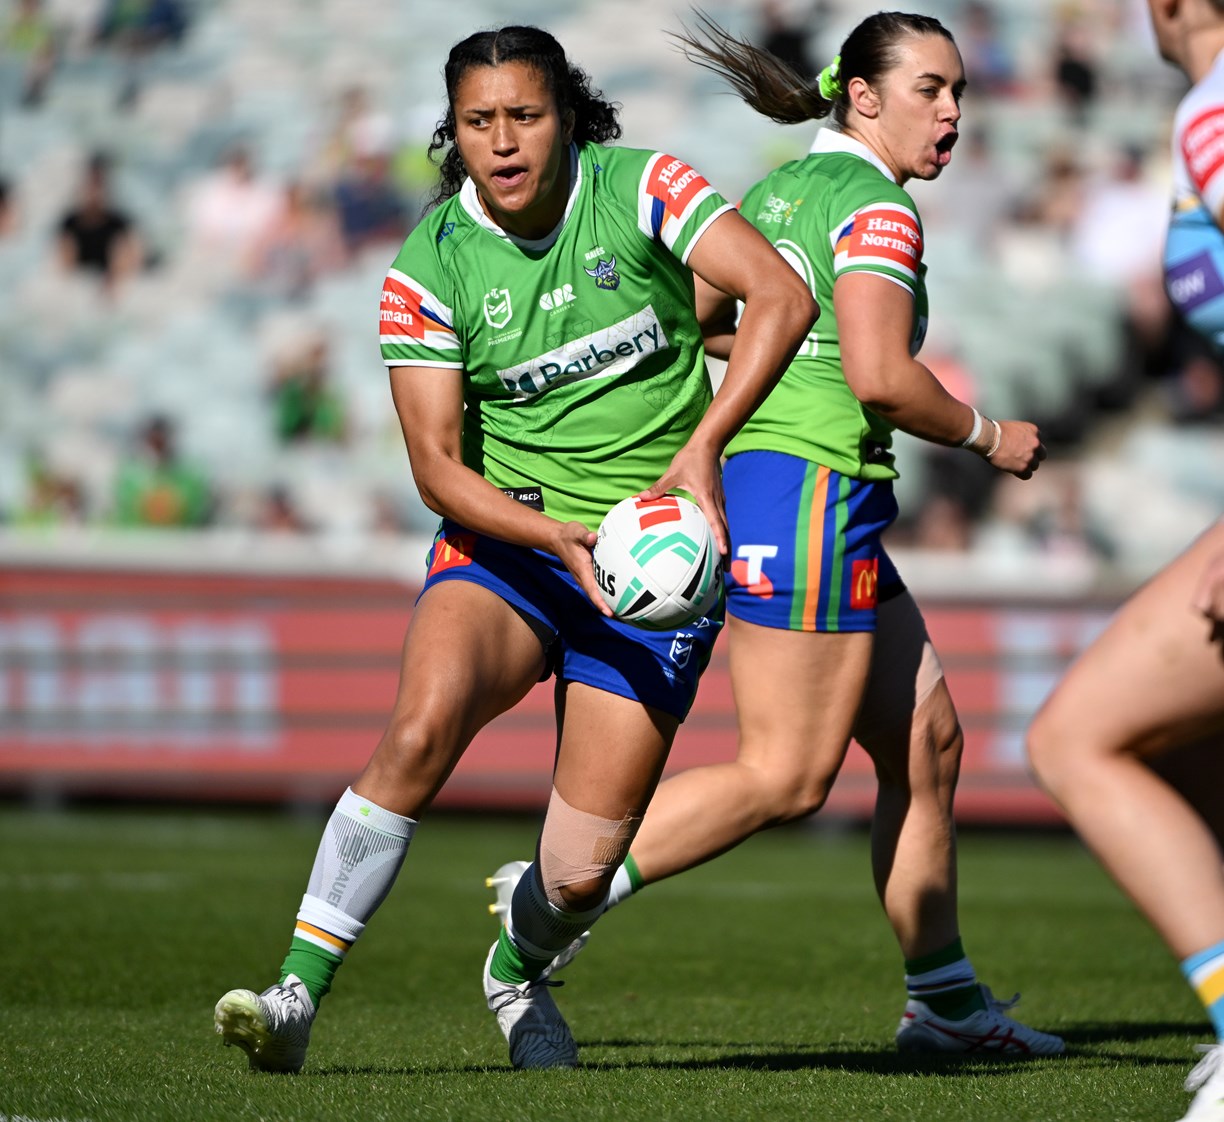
(458, 143), (581, 250)
(809, 127), (898, 184)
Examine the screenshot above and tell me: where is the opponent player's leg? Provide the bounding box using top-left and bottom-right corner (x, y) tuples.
(1028, 522), (1224, 1104)
(216, 579), (548, 1072)
(857, 591), (1063, 1055)
(484, 682), (678, 1068)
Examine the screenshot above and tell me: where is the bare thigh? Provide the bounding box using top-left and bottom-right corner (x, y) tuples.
(354, 581), (549, 816)
(728, 613), (873, 800)
(1038, 522), (1224, 759)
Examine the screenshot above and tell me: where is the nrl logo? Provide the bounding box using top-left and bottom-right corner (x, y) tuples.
(483, 287), (513, 329)
(584, 255), (620, 291)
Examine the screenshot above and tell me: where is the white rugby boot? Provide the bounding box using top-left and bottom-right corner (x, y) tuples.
(486, 859), (589, 978)
(483, 942), (579, 1069)
(1180, 1044), (1224, 1120)
(895, 984), (1065, 1056)
(214, 973), (316, 1073)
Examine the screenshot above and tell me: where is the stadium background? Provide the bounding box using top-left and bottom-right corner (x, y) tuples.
(0, 0), (1217, 820)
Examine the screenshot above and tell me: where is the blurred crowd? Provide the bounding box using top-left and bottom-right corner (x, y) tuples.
(0, 0), (1218, 581)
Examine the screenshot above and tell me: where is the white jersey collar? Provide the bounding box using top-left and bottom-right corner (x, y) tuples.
(809, 127), (898, 184)
(458, 143), (581, 249)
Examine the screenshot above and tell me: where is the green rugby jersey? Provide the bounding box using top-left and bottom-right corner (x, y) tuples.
(380, 141), (733, 530)
(726, 129), (929, 480)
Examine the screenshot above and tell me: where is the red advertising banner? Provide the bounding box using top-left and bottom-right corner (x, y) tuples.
(0, 564), (1118, 823)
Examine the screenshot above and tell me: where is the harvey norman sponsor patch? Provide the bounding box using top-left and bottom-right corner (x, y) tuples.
(832, 202), (922, 283)
(1182, 105), (1224, 197)
(497, 306), (669, 400)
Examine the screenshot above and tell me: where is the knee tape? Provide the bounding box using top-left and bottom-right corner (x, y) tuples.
(538, 786), (641, 909)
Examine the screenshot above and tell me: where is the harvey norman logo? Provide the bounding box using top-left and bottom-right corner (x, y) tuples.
(497, 306), (668, 400)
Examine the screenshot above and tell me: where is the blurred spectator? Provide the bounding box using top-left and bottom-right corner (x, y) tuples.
(15, 454), (86, 526)
(333, 132), (410, 259)
(909, 492), (973, 552)
(757, 0), (816, 81)
(1052, 5), (1099, 123)
(245, 181), (347, 303)
(311, 85), (397, 188)
(0, 176), (18, 238)
(57, 152), (144, 292)
(921, 127), (1018, 252)
(1070, 144), (1166, 282)
(269, 334), (349, 445)
(94, 0), (188, 108)
(1012, 145), (1086, 244)
(112, 415), (212, 527)
(185, 144), (283, 264)
(257, 484), (312, 533)
(959, 0), (1016, 97)
(2, 0), (57, 107)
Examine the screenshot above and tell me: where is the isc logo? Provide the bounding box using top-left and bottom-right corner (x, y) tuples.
(539, 284), (575, 310)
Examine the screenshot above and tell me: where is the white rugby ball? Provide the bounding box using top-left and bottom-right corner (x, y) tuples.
(592, 495), (722, 630)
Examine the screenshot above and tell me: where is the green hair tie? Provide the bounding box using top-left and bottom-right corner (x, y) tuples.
(817, 55), (842, 99)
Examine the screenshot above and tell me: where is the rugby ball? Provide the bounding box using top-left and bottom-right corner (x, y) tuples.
(592, 495), (722, 630)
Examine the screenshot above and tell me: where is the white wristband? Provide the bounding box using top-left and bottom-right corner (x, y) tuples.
(960, 407), (983, 449)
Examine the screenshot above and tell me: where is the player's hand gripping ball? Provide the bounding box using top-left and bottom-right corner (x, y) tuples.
(592, 495), (722, 629)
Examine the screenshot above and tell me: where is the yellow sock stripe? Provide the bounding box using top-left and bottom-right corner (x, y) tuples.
(296, 920), (352, 955)
(1194, 962), (1224, 1008)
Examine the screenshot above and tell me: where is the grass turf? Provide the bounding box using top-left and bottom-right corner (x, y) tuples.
(0, 806), (1208, 1121)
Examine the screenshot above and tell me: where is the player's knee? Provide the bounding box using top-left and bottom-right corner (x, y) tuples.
(762, 767), (835, 823)
(538, 787), (640, 914)
(1026, 703), (1067, 791)
(373, 711), (457, 779)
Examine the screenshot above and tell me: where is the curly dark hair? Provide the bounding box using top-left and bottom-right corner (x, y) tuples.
(424, 25), (622, 211)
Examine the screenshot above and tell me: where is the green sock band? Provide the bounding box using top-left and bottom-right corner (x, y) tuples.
(624, 852), (644, 892)
(489, 924), (553, 986)
(280, 936), (342, 1008)
(904, 937), (987, 1019)
(904, 936), (966, 976)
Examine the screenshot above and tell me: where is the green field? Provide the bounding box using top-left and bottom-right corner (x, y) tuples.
(0, 806), (1209, 1121)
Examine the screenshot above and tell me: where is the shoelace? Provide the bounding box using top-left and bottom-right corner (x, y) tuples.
(984, 988), (1022, 1015)
(490, 976), (564, 1014)
(1186, 1044), (1224, 1092)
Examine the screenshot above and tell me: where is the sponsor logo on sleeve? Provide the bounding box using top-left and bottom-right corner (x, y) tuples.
(833, 203), (922, 282)
(380, 269), (457, 353)
(1182, 106), (1224, 197)
(645, 154), (715, 237)
(1166, 249), (1224, 314)
(380, 274), (424, 340)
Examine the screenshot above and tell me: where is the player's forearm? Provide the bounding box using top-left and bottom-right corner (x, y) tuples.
(410, 453), (567, 552)
(693, 292), (816, 451)
(849, 356), (976, 447)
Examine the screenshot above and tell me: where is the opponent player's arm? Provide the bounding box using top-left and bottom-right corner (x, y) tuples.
(641, 211), (817, 550)
(835, 272), (1045, 478)
(388, 364), (609, 611)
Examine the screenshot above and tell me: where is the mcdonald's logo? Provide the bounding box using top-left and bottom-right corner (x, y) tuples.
(427, 531), (476, 578)
(849, 558), (878, 610)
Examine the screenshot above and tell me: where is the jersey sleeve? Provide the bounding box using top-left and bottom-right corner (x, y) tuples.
(1180, 103), (1224, 217)
(635, 151), (734, 263)
(379, 264), (462, 369)
(828, 198), (923, 294)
